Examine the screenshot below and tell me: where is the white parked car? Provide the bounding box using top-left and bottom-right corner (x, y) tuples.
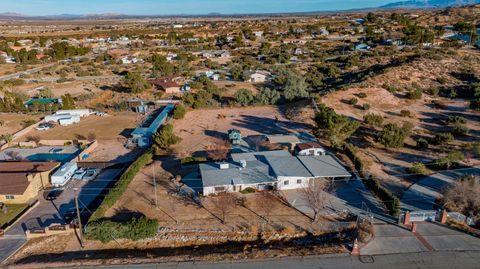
(82, 168), (100, 181)
(72, 168), (87, 180)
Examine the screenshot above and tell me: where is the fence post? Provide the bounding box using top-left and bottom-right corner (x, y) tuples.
(411, 222), (417, 233)
(439, 210), (447, 224)
(403, 211), (411, 225)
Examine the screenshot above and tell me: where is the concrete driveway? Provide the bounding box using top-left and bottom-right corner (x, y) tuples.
(401, 167), (480, 211)
(361, 222), (480, 255)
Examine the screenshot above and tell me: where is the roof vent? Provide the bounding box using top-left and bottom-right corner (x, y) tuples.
(240, 160), (247, 168)
(219, 163), (229, 170)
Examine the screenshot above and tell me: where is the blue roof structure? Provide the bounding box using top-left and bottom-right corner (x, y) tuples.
(131, 103), (174, 147)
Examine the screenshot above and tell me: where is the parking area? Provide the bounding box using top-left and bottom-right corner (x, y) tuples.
(4, 168), (123, 235)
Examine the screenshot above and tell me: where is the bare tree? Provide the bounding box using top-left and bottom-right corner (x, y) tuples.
(5, 151), (20, 161)
(205, 137), (231, 161)
(210, 192), (237, 223)
(441, 175), (480, 222)
(256, 191), (277, 222)
(300, 180), (329, 223)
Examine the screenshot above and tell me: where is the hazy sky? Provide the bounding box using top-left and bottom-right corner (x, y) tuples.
(0, 0), (395, 16)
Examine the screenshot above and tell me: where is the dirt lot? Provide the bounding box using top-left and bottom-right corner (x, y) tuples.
(322, 52), (480, 196)
(24, 112), (143, 141)
(0, 113), (44, 136)
(172, 105), (312, 158)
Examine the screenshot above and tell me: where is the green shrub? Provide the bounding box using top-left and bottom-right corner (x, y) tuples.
(89, 149), (153, 221)
(416, 138), (429, 149)
(400, 110), (411, 117)
(363, 113), (383, 127)
(239, 187), (256, 194)
(181, 156), (207, 165)
(407, 162), (428, 175)
(377, 122), (413, 148)
(406, 88), (422, 100)
(382, 83), (397, 93)
(362, 103), (371, 110)
(426, 87), (440, 97)
(431, 132), (453, 145)
(357, 92), (367, 98)
(470, 99), (480, 111)
(86, 216), (158, 243)
(348, 97), (358, 105)
(343, 143), (364, 175)
(173, 104), (187, 120)
(363, 176), (400, 215)
(436, 77), (447, 85)
(432, 151), (464, 169)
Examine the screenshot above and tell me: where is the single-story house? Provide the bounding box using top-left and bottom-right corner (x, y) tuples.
(294, 142), (326, 156)
(244, 70), (271, 83)
(198, 150), (351, 195)
(0, 162), (60, 203)
(149, 76), (181, 94)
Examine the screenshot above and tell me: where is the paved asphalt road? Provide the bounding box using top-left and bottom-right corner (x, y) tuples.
(0, 63), (56, 81)
(71, 251), (480, 269)
(401, 167), (480, 211)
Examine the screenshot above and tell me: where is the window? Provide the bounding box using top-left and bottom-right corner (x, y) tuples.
(284, 180), (289, 185)
(214, 186), (226, 192)
(297, 179), (302, 184)
(5, 195), (14, 200)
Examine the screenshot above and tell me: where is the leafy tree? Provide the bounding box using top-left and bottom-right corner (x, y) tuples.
(377, 122), (412, 148)
(173, 104), (187, 119)
(255, 88), (280, 105)
(150, 55), (174, 77)
(152, 123), (181, 152)
(123, 72), (150, 94)
(363, 113), (383, 127)
(234, 88), (254, 106)
(314, 103), (360, 146)
(284, 73), (309, 101)
(433, 151), (464, 169)
(61, 94), (76, 109)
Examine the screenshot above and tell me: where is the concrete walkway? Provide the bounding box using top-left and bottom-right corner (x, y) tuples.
(401, 167), (480, 212)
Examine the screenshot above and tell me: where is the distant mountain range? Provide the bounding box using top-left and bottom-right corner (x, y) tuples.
(0, 0), (478, 20)
(381, 0), (480, 8)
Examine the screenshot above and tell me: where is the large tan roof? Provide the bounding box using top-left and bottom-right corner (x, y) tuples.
(0, 162), (60, 173)
(0, 173), (30, 195)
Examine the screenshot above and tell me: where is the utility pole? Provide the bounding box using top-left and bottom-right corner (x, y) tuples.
(73, 188), (83, 248)
(153, 162), (158, 208)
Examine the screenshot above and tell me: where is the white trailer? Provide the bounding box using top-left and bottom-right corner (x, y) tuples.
(51, 162), (78, 187)
(58, 116), (80, 126)
(55, 109), (91, 117)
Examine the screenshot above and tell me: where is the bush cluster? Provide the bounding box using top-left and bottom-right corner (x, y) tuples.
(86, 216), (158, 243)
(89, 149), (153, 221)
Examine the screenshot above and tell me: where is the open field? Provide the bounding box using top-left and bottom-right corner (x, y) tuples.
(0, 204), (29, 229)
(172, 105), (312, 158)
(0, 113), (44, 136)
(23, 112), (143, 141)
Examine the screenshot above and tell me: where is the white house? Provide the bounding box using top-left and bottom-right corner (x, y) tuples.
(197, 150), (351, 195)
(51, 162), (77, 187)
(45, 114), (80, 125)
(55, 109), (91, 117)
(244, 70), (271, 83)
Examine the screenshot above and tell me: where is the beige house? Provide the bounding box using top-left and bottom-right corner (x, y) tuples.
(0, 162), (60, 204)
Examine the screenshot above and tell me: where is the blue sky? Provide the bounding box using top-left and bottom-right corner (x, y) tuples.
(0, 0), (395, 16)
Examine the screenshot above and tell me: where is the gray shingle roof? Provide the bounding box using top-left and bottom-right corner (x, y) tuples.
(264, 155), (313, 178)
(199, 160), (276, 187)
(297, 155), (352, 178)
(230, 150), (291, 162)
